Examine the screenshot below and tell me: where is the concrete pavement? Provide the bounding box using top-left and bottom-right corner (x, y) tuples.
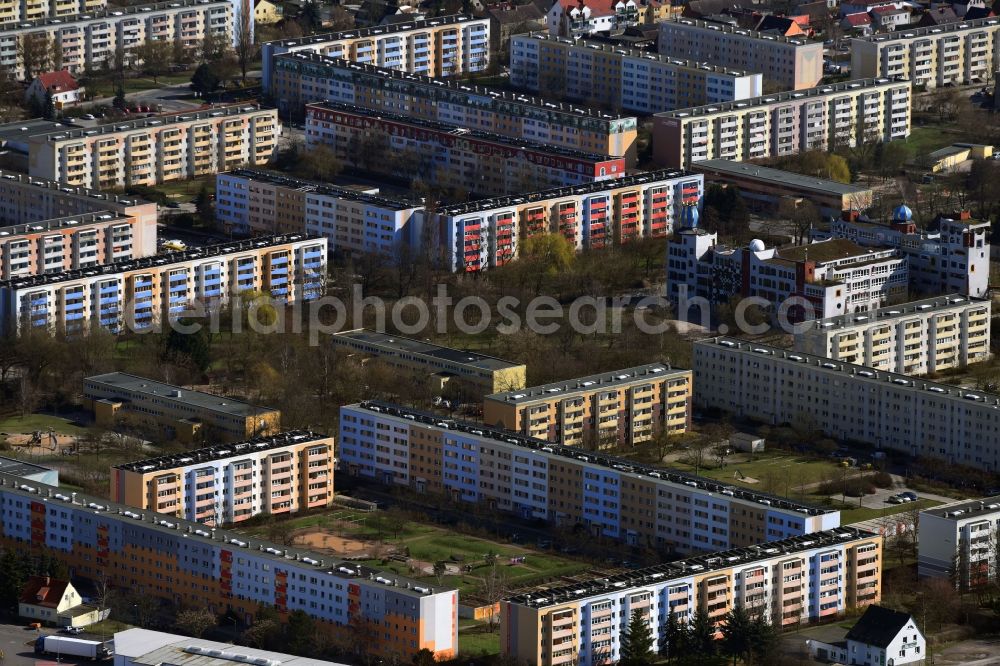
(85, 82), (203, 113)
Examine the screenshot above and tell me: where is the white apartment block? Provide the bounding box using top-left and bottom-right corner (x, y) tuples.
(667, 231), (908, 320)
(0, 0), (102, 23)
(27, 105), (278, 190)
(215, 170), (424, 258)
(0, 234), (326, 336)
(509, 33), (762, 115)
(693, 338), (1000, 470)
(652, 78), (912, 169)
(260, 14), (490, 92)
(658, 18), (825, 90)
(919, 497), (1000, 589)
(796, 295), (992, 375)
(851, 16), (1000, 88)
(0, 0), (233, 80)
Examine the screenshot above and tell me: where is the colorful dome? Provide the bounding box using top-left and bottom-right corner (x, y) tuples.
(892, 204), (913, 222)
(680, 204), (699, 229)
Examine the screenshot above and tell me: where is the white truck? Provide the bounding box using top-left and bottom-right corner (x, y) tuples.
(35, 635), (113, 660)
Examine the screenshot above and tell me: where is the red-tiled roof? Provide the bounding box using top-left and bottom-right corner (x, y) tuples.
(870, 5), (906, 14)
(553, 0), (635, 17)
(19, 576), (70, 609)
(34, 70), (79, 93)
(843, 11), (872, 25)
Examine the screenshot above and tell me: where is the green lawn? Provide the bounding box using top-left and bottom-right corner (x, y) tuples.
(156, 175), (217, 200)
(0, 414), (89, 436)
(669, 452), (845, 497)
(85, 73), (195, 99)
(900, 126), (956, 160)
(836, 499), (942, 525)
(458, 626), (500, 656)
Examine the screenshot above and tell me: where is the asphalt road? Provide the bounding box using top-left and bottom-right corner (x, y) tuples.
(0, 620), (117, 666)
(86, 82), (204, 113)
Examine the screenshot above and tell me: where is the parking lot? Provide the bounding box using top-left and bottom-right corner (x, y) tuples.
(0, 621), (110, 666)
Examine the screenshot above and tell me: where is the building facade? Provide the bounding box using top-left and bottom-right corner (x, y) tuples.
(0, 473), (459, 661)
(305, 102), (625, 197)
(652, 78), (912, 169)
(0, 234), (326, 336)
(260, 14), (490, 91)
(795, 295), (992, 374)
(331, 329), (526, 397)
(918, 497), (1000, 589)
(851, 17), (1000, 88)
(0, 0), (102, 22)
(268, 52), (639, 164)
(658, 18), (825, 90)
(84, 371), (282, 443)
(501, 528), (881, 666)
(215, 170), (424, 258)
(431, 171), (703, 272)
(110, 431), (334, 524)
(27, 106), (279, 190)
(0, 0), (233, 80)
(482, 363), (692, 447)
(693, 337), (1000, 470)
(339, 401), (840, 554)
(509, 33), (763, 115)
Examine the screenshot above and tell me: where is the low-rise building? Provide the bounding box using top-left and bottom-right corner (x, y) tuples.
(305, 102), (625, 197)
(0, 234), (326, 336)
(261, 14), (491, 91)
(510, 33), (763, 115)
(693, 337), (1000, 470)
(924, 142), (993, 173)
(268, 52), (639, 164)
(332, 328), (526, 397)
(653, 78), (911, 169)
(918, 496), (1000, 588)
(25, 71), (84, 110)
(807, 606), (926, 666)
(114, 629), (352, 666)
(0, 456), (58, 485)
(19, 576), (108, 628)
(795, 294), (992, 374)
(482, 363), (692, 447)
(111, 431), (334, 524)
(85, 372), (281, 443)
(690, 159), (874, 217)
(339, 401), (840, 553)
(545, 0), (641, 37)
(502, 528), (880, 665)
(27, 105), (279, 189)
(658, 17), (825, 90)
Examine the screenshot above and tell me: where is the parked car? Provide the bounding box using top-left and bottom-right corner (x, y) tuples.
(60, 626), (84, 634)
(82, 113), (95, 120)
(27, 622), (42, 629)
(887, 494), (904, 504)
(900, 491), (918, 501)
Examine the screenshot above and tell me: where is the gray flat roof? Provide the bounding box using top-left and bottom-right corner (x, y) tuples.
(486, 363), (689, 405)
(0, 169), (147, 208)
(921, 496), (1000, 520)
(333, 329), (523, 371)
(33, 105), (271, 143)
(803, 294), (988, 333)
(0, 455), (52, 478)
(85, 372), (277, 419)
(692, 159), (870, 196)
(0, 119), (80, 143)
(116, 630), (350, 666)
(859, 15), (999, 43)
(115, 430), (329, 473)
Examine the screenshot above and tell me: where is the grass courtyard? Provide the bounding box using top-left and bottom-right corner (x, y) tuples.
(0, 413), (89, 437)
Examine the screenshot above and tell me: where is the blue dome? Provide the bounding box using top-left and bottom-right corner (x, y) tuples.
(680, 204), (699, 229)
(892, 204), (913, 222)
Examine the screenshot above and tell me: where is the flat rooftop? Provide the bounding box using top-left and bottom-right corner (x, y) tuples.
(506, 527), (876, 608)
(333, 329), (523, 371)
(804, 294), (988, 333)
(656, 77), (908, 119)
(774, 238), (894, 264)
(437, 169), (699, 215)
(860, 15), (999, 43)
(115, 430), (329, 474)
(921, 496), (1000, 521)
(0, 210), (130, 238)
(0, 119), (78, 143)
(0, 169), (147, 208)
(698, 337), (1000, 408)
(86, 372), (277, 419)
(0, 233), (322, 290)
(32, 105), (271, 143)
(0, 472), (443, 599)
(692, 159), (870, 196)
(486, 363), (689, 405)
(277, 52), (632, 123)
(269, 13), (484, 48)
(665, 16), (818, 46)
(116, 629), (350, 666)
(222, 169), (420, 210)
(351, 400), (834, 517)
(308, 102), (618, 162)
(0, 0), (229, 31)
(0, 455), (52, 478)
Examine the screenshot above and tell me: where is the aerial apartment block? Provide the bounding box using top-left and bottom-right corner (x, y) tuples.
(820, 207), (991, 299)
(918, 497), (1000, 589)
(851, 17), (1000, 88)
(658, 18), (824, 90)
(331, 329), (526, 397)
(0, 0), (233, 80)
(339, 401), (840, 554)
(110, 430), (334, 524)
(305, 102), (625, 197)
(693, 337), (1000, 470)
(260, 14), (490, 91)
(502, 528), (881, 665)
(667, 231), (908, 320)
(0, 234), (326, 336)
(482, 363), (692, 447)
(431, 171), (703, 272)
(84, 371), (282, 443)
(0, 0), (103, 22)
(215, 170), (423, 257)
(268, 53), (639, 165)
(652, 78), (911, 169)
(795, 295), (992, 375)
(509, 33), (763, 115)
(0, 473), (459, 661)
(27, 105), (279, 190)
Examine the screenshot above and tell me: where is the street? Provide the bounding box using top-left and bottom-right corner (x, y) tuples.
(85, 82), (204, 114)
